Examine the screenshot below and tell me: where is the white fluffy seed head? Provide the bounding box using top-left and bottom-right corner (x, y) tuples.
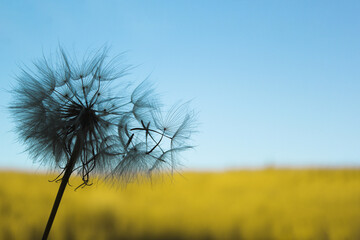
(10, 46), (196, 186)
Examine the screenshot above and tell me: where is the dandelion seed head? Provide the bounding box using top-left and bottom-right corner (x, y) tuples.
(10, 46), (196, 186)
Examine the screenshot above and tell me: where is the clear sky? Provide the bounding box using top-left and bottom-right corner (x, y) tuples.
(0, 0), (359, 171)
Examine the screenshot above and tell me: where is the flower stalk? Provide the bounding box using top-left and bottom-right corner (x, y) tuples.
(42, 134), (84, 240)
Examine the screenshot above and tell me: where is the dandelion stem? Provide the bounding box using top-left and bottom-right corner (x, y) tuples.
(42, 135), (84, 240)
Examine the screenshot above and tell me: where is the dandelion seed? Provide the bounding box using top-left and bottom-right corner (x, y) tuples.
(9, 46), (196, 240)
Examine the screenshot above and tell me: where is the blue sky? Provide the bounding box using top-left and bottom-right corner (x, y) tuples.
(0, 1), (359, 170)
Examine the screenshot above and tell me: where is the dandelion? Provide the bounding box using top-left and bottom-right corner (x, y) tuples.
(9, 47), (196, 240)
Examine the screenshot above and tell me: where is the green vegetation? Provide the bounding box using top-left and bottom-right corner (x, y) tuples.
(0, 169), (359, 239)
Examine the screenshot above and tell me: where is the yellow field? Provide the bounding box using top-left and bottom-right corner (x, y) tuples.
(0, 169), (359, 240)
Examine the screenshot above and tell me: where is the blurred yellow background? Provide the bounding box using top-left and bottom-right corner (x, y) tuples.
(0, 169), (359, 240)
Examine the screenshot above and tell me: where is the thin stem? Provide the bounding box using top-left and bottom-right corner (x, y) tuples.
(147, 130), (165, 154)
(42, 135), (83, 240)
(131, 127), (172, 139)
(81, 77), (89, 107)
